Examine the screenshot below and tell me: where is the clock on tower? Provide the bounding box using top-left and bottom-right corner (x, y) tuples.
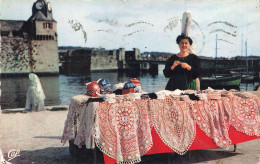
(31, 0), (54, 20)
(35, 1), (43, 10)
(27, 0), (56, 40)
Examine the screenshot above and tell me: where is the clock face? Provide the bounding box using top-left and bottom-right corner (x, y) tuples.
(35, 1), (43, 10)
(47, 3), (52, 11)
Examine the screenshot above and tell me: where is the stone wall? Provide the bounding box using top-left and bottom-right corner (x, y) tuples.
(0, 36), (59, 75)
(31, 40), (59, 73)
(60, 49), (91, 75)
(90, 50), (118, 71)
(0, 37), (30, 74)
(59, 48), (128, 74)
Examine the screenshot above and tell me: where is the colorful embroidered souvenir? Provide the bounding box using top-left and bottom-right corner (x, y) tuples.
(86, 82), (100, 97)
(97, 78), (112, 94)
(129, 78), (142, 93)
(122, 82), (136, 95)
(129, 78), (141, 86)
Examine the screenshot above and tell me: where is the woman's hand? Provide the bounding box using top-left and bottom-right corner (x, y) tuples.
(180, 62), (191, 70)
(171, 60), (180, 70)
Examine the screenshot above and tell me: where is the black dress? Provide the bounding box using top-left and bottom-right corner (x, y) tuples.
(163, 54), (200, 91)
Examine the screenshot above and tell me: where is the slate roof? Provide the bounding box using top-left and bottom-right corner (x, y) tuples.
(28, 11), (56, 22)
(0, 20), (25, 31)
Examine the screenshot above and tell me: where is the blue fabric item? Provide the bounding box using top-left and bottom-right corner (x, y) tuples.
(123, 82), (136, 89)
(98, 78), (112, 94)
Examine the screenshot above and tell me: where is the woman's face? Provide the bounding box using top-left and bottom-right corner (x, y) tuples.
(178, 39), (190, 53)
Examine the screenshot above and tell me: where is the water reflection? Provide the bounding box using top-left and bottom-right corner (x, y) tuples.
(1, 77), (29, 109)
(0, 67), (169, 109)
(1, 76), (60, 109)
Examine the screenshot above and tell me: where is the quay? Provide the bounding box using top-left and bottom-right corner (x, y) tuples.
(1, 105), (69, 114)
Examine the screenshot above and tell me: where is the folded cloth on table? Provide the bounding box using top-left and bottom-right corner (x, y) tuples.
(112, 83), (125, 92)
(234, 92), (253, 99)
(141, 94), (150, 99)
(206, 93), (222, 100)
(84, 97), (105, 106)
(180, 95), (190, 101)
(156, 90), (173, 99)
(171, 89), (183, 96)
(197, 93), (208, 101)
(104, 94), (116, 103)
(141, 93), (158, 99)
(113, 89), (122, 95)
(133, 93), (142, 100)
(115, 95), (125, 102)
(187, 94), (200, 101)
(124, 93), (135, 101)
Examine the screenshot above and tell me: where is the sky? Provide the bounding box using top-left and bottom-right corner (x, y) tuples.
(1, 0), (260, 57)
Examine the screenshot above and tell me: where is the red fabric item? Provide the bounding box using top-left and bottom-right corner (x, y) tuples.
(103, 126), (260, 164)
(129, 78), (141, 86)
(122, 88), (135, 95)
(86, 81), (100, 97)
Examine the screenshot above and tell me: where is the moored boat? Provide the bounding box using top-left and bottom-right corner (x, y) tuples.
(200, 35), (242, 90)
(242, 74), (255, 82)
(201, 74), (241, 89)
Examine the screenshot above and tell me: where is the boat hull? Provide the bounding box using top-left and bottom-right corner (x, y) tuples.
(241, 75), (255, 82)
(201, 75), (241, 88)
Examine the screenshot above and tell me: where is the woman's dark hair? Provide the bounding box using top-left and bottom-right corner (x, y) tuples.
(176, 35), (193, 45)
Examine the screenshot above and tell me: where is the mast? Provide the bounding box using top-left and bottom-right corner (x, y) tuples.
(241, 34), (244, 57)
(245, 40), (248, 75)
(215, 34), (218, 77)
(241, 34), (243, 74)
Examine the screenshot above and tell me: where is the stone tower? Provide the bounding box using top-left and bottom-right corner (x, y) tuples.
(24, 0), (59, 74)
(0, 0), (59, 75)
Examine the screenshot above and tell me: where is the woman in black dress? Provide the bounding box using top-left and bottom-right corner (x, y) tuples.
(163, 35), (200, 91)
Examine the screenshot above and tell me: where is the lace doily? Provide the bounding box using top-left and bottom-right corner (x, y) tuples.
(61, 90), (260, 164)
(150, 96), (196, 155)
(74, 102), (98, 149)
(190, 97), (232, 148)
(93, 99), (153, 164)
(61, 94), (90, 145)
(231, 95), (260, 136)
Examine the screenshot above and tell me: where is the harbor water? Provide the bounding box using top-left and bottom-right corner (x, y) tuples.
(1, 65), (259, 109)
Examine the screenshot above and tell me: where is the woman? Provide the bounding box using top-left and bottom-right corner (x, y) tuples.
(163, 34), (200, 91)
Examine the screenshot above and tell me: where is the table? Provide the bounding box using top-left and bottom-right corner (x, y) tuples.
(61, 90), (260, 164)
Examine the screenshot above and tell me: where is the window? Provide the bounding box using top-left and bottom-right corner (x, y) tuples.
(43, 22), (53, 29)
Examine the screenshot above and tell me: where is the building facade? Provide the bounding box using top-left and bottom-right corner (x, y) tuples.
(0, 0), (59, 75)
